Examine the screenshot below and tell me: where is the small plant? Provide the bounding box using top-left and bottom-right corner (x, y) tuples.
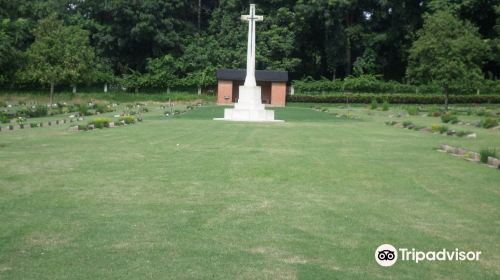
(382, 100), (389, 111)
(402, 121), (413, 128)
(406, 106), (418, 116)
(385, 121), (398, 126)
(95, 104), (114, 114)
(119, 115), (136, 124)
(16, 117), (26, 124)
(76, 104), (92, 116)
(0, 114), (10, 123)
(475, 109), (494, 117)
(479, 148), (496, 164)
(26, 105), (48, 118)
(0, 101), (6, 107)
(441, 113), (459, 124)
(77, 125), (88, 131)
(480, 118), (498, 129)
(431, 124), (448, 134)
(456, 130), (473, 137)
(30, 123), (38, 128)
(88, 117), (113, 129)
(370, 99), (378, 110)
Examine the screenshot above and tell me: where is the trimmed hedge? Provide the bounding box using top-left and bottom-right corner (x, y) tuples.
(287, 94), (500, 104)
(293, 76), (500, 95)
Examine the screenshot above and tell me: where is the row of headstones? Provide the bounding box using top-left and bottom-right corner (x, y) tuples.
(440, 144), (500, 169)
(0, 117), (85, 132)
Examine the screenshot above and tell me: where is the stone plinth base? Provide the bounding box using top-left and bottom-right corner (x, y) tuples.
(214, 85), (283, 122)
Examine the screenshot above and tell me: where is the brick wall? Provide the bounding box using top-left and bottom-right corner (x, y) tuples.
(217, 80), (233, 105)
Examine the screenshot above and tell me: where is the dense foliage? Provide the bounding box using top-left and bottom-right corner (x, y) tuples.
(287, 93), (500, 104)
(0, 0), (499, 93)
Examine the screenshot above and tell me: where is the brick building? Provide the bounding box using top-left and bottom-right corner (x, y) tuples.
(216, 69), (288, 107)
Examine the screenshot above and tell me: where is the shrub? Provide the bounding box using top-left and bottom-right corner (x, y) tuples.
(0, 114), (10, 123)
(25, 105), (49, 118)
(402, 121), (413, 128)
(0, 101), (6, 107)
(480, 118), (498, 129)
(385, 121), (397, 126)
(95, 104), (113, 114)
(479, 149), (496, 164)
(88, 117), (112, 129)
(77, 125), (88, 131)
(441, 113), (459, 124)
(30, 123), (38, 128)
(286, 94), (500, 104)
(292, 76), (500, 95)
(76, 104), (92, 116)
(382, 100), (389, 111)
(370, 99), (378, 110)
(456, 130), (473, 137)
(431, 124), (448, 134)
(406, 106), (418, 116)
(119, 115), (136, 124)
(475, 109), (494, 117)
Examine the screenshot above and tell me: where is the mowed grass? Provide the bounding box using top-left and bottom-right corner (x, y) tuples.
(0, 105), (499, 279)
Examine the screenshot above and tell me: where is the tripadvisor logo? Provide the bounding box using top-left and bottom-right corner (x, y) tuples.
(375, 244), (481, 267)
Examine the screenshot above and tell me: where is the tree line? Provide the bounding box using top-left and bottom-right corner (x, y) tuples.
(0, 0), (499, 99)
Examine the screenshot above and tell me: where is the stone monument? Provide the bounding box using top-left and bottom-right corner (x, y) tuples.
(215, 4), (283, 122)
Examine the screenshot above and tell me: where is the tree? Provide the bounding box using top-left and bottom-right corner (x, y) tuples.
(93, 57), (116, 93)
(181, 66), (217, 95)
(0, 18), (31, 86)
(24, 15), (96, 107)
(144, 54), (180, 92)
(407, 11), (490, 110)
(64, 25), (95, 93)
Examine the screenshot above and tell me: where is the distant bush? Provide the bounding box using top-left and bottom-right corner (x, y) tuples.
(0, 101), (6, 107)
(456, 130), (473, 137)
(431, 124), (448, 134)
(88, 117), (112, 129)
(385, 121), (398, 126)
(405, 106), (419, 115)
(402, 121), (414, 128)
(370, 99), (378, 109)
(479, 149), (496, 164)
(119, 115), (136, 124)
(479, 118), (498, 129)
(292, 75), (500, 95)
(382, 100), (389, 111)
(95, 104), (113, 114)
(287, 94), (500, 104)
(441, 113), (459, 124)
(77, 125), (88, 131)
(0, 114), (10, 123)
(475, 109), (495, 117)
(76, 104), (92, 116)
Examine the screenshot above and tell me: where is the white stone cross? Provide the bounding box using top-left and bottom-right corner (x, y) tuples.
(241, 4), (263, 87)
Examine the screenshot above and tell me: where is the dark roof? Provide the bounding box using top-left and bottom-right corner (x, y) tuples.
(217, 69), (288, 82)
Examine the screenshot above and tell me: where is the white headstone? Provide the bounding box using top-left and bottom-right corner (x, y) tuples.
(215, 4), (283, 122)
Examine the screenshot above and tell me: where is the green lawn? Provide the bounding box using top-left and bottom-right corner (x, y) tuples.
(0, 104), (499, 279)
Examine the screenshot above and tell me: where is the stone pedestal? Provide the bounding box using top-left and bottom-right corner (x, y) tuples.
(214, 86), (283, 122)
